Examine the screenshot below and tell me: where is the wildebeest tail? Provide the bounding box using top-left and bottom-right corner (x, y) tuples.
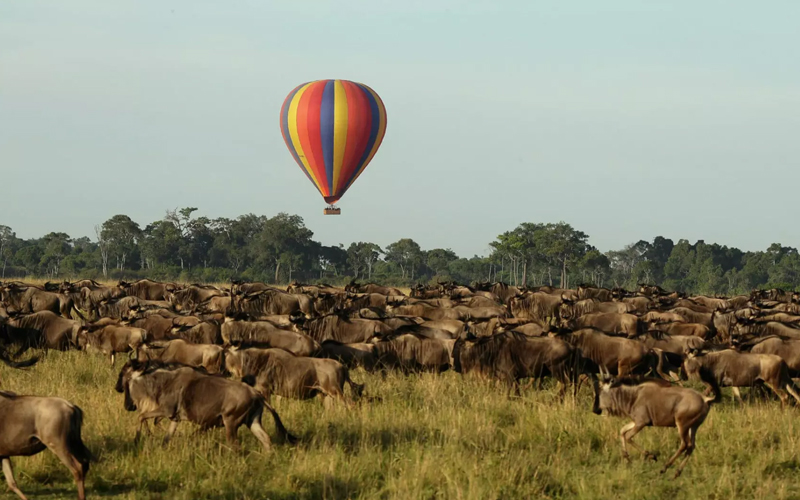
(68, 405), (93, 475)
(251, 393), (298, 445)
(345, 371), (365, 400)
(0, 345), (39, 368)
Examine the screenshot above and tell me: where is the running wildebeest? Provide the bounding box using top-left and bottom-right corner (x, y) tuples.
(0, 391), (91, 500)
(592, 376), (717, 478)
(114, 361), (296, 449)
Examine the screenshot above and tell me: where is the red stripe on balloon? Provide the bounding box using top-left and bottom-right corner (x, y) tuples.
(337, 82), (372, 194)
(296, 82), (326, 194)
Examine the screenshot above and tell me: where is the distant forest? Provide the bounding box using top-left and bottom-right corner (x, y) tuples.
(1, 208), (798, 295)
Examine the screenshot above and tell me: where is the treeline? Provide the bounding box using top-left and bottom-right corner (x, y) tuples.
(1, 208), (799, 295)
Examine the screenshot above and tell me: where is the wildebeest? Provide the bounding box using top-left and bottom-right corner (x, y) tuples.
(563, 312), (643, 338)
(345, 280), (404, 297)
(76, 324), (147, 364)
(1, 311), (82, 351)
(170, 321), (223, 345)
(372, 333), (455, 373)
(221, 319), (319, 357)
(508, 292), (562, 323)
(233, 289), (312, 317)
(170, 284), (226, 312)
(453, 331), (577, 395)
(138, 339), (225, 373)
(224, 346), (364, 404)
(317, 340), (379, 371)
(115, 361), (295, 448)
(592, 376), (716, 478)
(118, 279), (177, 301)
(301, 314), (393, 344)
(0, 391), (91, 499)
(555, 328), (671, 378)
(0, 283), (82, 319)
(683, 348), (800, 406)
(738, 336), (800, 377)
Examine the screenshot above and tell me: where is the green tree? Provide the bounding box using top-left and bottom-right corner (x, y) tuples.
(100, 215), (142, 271)
(40, 232), (72, 277)
(255, 213), (316, 283)
(347, 242), (383, 280)
(0, 225), (17, 278)
(385, 238), (423, 281)
(425, 248), (458, 279)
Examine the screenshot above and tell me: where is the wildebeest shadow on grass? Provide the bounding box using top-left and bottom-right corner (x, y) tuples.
(267, 475), (363, 500)
(305, 424), (446, 453)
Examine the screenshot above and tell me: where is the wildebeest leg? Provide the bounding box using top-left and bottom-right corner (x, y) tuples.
(785, 381), (800, 405)
(619, 421), (649, 461)
(162, 420), (179, 445)
(48, 444), (87, 500)
(661, 422), (690, 475)
(731, 386), (744, 404)
(110, 352), (116, 365)
(2, 458), (28, 500)
(246, 406), (273, 452)
(223, 416), (242, 449)
(763, 382), (789, 408)
(673, 425), (698, 479)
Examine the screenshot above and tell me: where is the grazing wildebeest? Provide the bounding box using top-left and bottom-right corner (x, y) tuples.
(2, 311), (82, 351)
(118, 279), (177, 301)
(0, 391), (91, 500)
(560, 298), (631, 319)
(737, 336), (800, 377)
(301, 314), (393, 344)
(649, 321), (712, 340)
(372, 333), (455, 373)
(508, 292), (562, 323)
(76, 324), (147, 364)
(224, 347), (364, 405)
(563, 313), (643, 338)
(114, 361), (295, 448)
(683, 348), (800, 406)
(0, 283), (82, 319)
(345, 280), (404, 297)
(576, 284), (614, 302)
(221, 319), (319, 357)
(453, 331), (577, 396)
(170, 321), (223, 345)
(233, 290), (311, 317)
(592, 376), (716, 478)
(138, 339), (225, 373)
(170, 285), (226, 312)
(317, 340), (378, 371)
(555, 328), (671, 379)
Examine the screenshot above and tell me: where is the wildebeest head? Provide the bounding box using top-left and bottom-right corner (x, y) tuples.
(114, 360), (149, 411)
(223, 346), (243, 378)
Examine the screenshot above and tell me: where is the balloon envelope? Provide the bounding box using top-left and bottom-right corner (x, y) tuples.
(280, 79), (387, 205)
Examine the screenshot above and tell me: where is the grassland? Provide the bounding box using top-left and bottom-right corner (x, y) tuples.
(3, 351), (800, 500)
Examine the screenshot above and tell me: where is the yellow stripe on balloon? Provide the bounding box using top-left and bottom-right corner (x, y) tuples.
(332, 80), (348, 194)
(349, 85), (387, 187)
(287, 82), (322, 191)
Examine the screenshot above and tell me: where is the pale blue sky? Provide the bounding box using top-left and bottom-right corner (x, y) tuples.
(2, 1), (799, 257)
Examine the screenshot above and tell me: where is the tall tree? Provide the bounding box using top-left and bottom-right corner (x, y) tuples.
(347, 242), (383, 280)
(100, 215), (141, 271)
(385, 238), (423, 281)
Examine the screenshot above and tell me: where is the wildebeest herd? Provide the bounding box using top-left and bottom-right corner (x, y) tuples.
(3, 278), (800, 498)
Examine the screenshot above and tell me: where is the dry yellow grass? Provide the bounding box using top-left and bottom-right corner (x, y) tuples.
(2, 351), (800, 499)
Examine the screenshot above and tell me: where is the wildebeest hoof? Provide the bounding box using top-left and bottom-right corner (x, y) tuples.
(644, 451), (658, 461)
(673, 470), (683, 479)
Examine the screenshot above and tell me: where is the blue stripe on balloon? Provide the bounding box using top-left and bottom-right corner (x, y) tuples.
(320, 80), (336, 194)
(348, 83), (381, 189)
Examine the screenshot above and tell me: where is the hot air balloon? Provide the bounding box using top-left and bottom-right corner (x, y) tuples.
(280, 80), (387, 215)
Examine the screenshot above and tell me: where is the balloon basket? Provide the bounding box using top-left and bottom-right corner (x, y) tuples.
(323, 205), (341, 215)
